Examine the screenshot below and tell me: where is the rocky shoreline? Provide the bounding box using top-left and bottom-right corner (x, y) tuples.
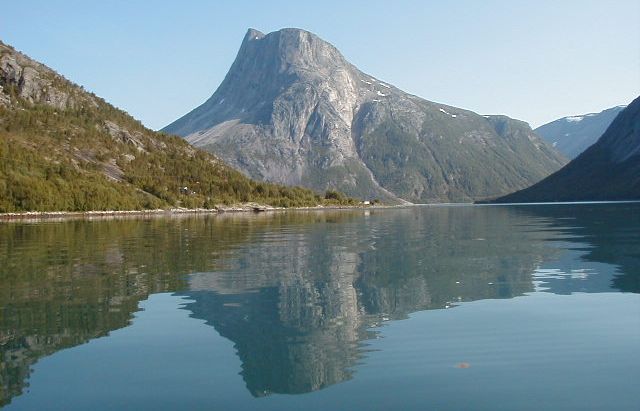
(0, 203), (393, 221)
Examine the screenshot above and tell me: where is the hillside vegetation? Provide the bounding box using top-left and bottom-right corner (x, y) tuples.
(0, 41), (356, 212)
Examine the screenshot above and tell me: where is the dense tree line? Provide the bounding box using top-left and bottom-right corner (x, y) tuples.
(0, 97), (357, 212)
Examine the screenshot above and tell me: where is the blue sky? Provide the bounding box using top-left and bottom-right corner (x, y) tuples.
(1, 0), (638, 129)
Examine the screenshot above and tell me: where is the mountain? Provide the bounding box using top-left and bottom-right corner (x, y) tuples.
(491, 96), (640, 203)
(535, 105), (626, 159)
(163, 28), (566, 203)
(0, 41), (355, 212)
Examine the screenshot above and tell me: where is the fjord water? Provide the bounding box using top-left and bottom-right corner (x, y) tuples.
(1, 204), (638, 410)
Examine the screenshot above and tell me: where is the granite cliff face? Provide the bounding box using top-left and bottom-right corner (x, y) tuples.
(535, 105), (626, 159)
(493, 96), (640, 202)
(164, 28), (566, 203)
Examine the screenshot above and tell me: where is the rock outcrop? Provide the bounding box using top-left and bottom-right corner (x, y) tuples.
(0, 43), (94, 110)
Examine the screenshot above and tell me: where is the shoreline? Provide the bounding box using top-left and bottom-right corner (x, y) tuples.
(0, 203), (398, 222)
(2, 200), (637, 222)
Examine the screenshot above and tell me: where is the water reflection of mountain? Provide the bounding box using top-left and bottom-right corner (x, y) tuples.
(178, 207), (558, 396)
(1, 204), (638, 405)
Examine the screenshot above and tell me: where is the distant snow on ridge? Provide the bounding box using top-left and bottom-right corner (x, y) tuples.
(439, 108), (457, 118)
(565, 109), (622, 123)
(535, 104), (629, 160)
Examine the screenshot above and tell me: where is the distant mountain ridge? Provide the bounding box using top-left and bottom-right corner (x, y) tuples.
(535, 105), (626, 159)
(164, 28), (566, 203)
(491, 96), (640, 203)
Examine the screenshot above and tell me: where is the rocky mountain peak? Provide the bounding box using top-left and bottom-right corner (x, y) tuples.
(164, 27), (363, 156)
(240, 28), (347, 72)
(244, 28), (265, 42)
(164, 28), (566, 203)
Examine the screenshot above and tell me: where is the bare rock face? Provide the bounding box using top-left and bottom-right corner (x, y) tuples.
(103, 120), (146, 152)
(164, 28), (567, 203)
(0, 45), (80, 110)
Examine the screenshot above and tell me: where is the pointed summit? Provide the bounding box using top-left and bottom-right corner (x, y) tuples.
(163, 28), (566, 203)
(244, 28), (265, 42)
(163, 27), (353, 142)
(235, 27), (348, 76)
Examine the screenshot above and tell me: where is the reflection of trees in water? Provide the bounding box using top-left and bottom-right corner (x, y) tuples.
(1, 204), (638, 404)
(0, 212), (361, 405)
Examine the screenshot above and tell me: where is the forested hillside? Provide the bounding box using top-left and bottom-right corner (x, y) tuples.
(0, 41), (355, 212)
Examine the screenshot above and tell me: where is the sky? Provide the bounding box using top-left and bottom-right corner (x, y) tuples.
(1, 0), (639, 130)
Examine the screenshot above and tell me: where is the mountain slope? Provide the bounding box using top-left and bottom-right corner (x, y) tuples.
(491, 96), (640, 203)
(163, 28), (567, 203)
(535, 105), (626, 159)
(0, 41), (355, 212)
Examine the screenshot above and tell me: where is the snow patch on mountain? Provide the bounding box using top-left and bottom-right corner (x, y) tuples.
(439, 108), (457, 118)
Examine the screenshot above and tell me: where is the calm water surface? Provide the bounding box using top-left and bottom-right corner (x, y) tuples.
(0, 204), (638, 410)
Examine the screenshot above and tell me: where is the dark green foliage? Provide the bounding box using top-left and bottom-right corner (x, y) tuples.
(324, 189), (353, 204)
